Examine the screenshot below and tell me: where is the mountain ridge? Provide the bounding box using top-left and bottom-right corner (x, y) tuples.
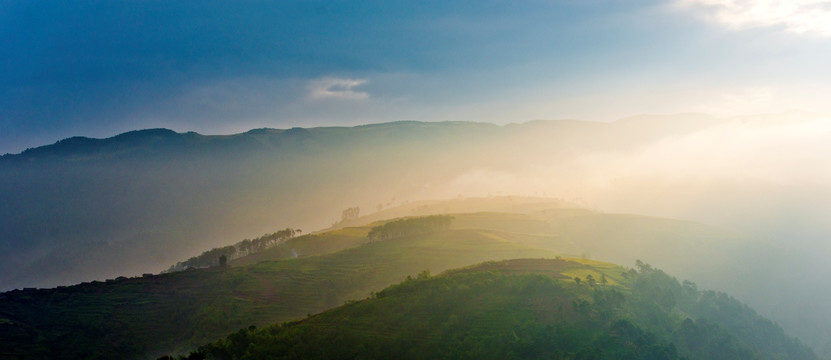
(1, 113), (722, 160)
(171, 258), (815, 360)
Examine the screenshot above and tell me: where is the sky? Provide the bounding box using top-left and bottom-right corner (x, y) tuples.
(2, 0), (831, 154)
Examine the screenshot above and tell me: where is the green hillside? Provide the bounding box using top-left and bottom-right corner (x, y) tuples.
(0, 223), (557, 359)
(175, 258), (814, 360)
(0, 211), (813, 359)
(328, 202), (749, 290)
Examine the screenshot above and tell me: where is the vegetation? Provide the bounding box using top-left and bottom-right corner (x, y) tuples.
(368, 215), (454, 241)
(341, 206), (361, 222)
(164, 228), (299, 272)
(171, 259), (814, 360)
(4, 121), (830, 359)
(0, 212), (818, 359)
(0, 223), (558, 359)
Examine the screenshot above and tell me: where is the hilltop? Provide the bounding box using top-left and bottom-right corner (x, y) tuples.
(4, 115), (831, 357)
(0, 215), (559, 359)
(174, 258), (814, 360)
(0, 211), (812, 359)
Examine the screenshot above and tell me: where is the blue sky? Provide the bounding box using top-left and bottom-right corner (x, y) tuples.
(2, 0), (831, 154)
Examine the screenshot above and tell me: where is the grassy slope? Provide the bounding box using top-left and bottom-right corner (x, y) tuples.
(308, 202), (831, 359)
(0, 227), (557, 360)
(448, 210), (748, 295)
(229, 226), (373, 267)
(188, 258), (815, 360)
(333, 202), (746, 279)
(0, 210), (784, 360)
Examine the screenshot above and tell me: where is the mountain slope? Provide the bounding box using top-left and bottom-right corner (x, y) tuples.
(0, 116), (722, 290)
(4, 114), (830, 358)
(0, 224), (559, 359)
(333, 209), (749, 299)
(179, 259), (814, 360)
(0, 212), (818, 359)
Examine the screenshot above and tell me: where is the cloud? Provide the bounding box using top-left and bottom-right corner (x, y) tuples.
(307, 77), (369, 100)
(676, 0), (831, 36)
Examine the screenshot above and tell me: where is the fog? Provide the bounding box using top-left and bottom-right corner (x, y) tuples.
(432, 112), (831, 244)
(2, 113), (831, 354)
(398, 111), (831, 355)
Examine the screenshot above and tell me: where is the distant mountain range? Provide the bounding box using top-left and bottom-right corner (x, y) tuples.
(3, 114), (831, 358)
(0, 116), (723, 290)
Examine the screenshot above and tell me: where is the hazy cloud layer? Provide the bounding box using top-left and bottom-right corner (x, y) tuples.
(307, 78), (370, 100)
(425, 112), (831, 233)
(677, 0), (831, 36)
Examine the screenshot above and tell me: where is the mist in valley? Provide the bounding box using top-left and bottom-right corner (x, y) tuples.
(418, 112), (831, 354)
(3, 112), (831, 347)
(4, 0), (831, 357)
(3, 113), (831, 356)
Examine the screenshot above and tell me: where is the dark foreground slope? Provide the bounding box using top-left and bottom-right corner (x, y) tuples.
(0, 225), (557, 359)
(177, 259), (814, 360)
(0, 211), (805, 360)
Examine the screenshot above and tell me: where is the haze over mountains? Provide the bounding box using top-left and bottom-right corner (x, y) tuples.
(1, 114), (718, 289)
(6, 1), (831, 358)
(3, 112), (831, 356)
(4, 112), (830, 287)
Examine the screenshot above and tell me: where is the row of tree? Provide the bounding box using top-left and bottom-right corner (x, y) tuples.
(367, 215), (454, 241)
(238, 228), (299, 254)
(341, 207), (360, 222)
(164, 227), (300, 272)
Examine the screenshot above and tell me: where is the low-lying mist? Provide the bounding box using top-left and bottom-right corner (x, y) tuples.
(436, 112), (831, 246)
(405, 111), (831, 355)
(2, 112), (830, 355)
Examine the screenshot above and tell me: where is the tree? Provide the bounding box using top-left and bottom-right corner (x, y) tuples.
(240, 239), (252, 255)
(586, 274), (596, 287)
(341, 207), (360, 222)
(635, 260), (653, 274)
(219, 255), (227, 268)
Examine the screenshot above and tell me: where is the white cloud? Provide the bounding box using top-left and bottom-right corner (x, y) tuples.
(307, 77), (369, 100)
(676, 0), (831, 36)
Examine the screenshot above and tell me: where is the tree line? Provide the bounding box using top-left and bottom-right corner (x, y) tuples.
(164, 227), (300, 272)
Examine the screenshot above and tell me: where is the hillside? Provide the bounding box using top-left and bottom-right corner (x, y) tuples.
(0, 221), (559, 359)
(333, 209), (750, 301)
(0, 116), (723, 290)
(0, 211), (821, 359)
(174, 258), (815, 360)
(7, 3), (831, 359)
(176, 209), (752, 311)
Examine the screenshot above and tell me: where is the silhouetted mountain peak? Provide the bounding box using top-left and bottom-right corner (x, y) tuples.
(1, 128), (189, 162)
(244, 128), (282, 135)
(110, 128), (179, 141)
